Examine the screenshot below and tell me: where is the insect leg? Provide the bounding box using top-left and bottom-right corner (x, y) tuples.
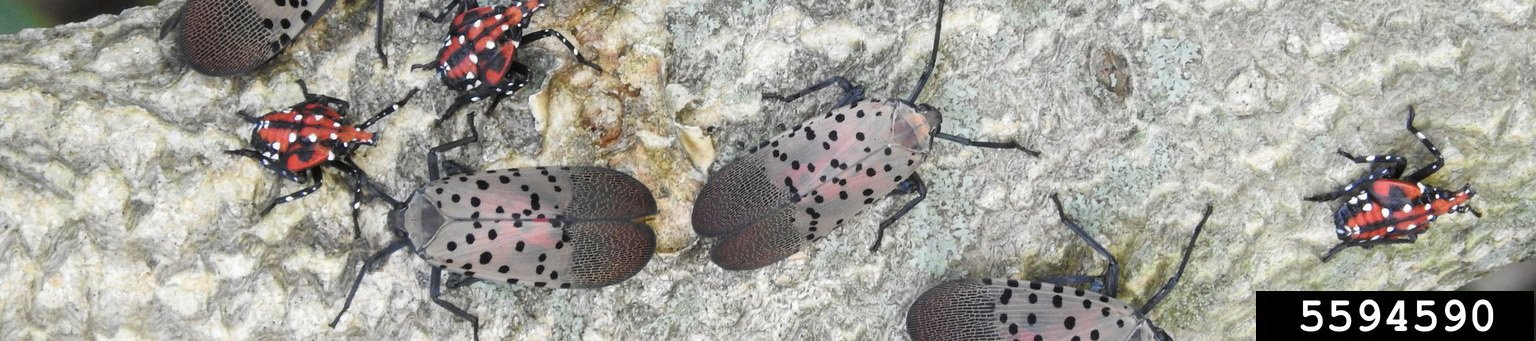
(445, 272), (483, 289)
(520, 29), (603, 71)
(1303, 167), (1393, 201)
(332, 158), (376, 239)
(934, 132), (1040, 157)
(1401, 105), (1446, 182)
(259, 168), (325, 216)
(763, 77), (865, 109)
(439, 84), (511, 126)
(329, 239), (410, 328)
(419, 0), (467, 22)
(871, 174), (928, 252)
(429, 266), (482, 341)
(373, 0), (388, 67)
(1137, 203), (1211, 316)
(1331, 148), (1407, 179)
(427, 113), (481, 181)
(1319, 242), (1352, 262)
(359, 88), (419, 129)
(1049, 193), (1119, 298)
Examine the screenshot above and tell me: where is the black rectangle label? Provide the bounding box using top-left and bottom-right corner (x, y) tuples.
(1256, 291), (1533, 340)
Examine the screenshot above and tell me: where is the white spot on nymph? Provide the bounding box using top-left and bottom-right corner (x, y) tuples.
(1386, 226), (1395, 233)
(1370, 235), (1383, 240)
(501, 24), (509, 31)
(470, 96), (481, 101)
(469, 54), (479, 64)
(458, 35), (466, 44)
(1401, 204), (1412, 212)
(1379, 207), (1390, 218)
(271, 142), (281, 150)
(1415, 132), (1426, 139)
(494, 14), (504, 20)
(1405, 224), (1417, 230)
(1423, 204), (1432, 211)
(288, 133), (297, 142)
(473, 19), (482, 28)
(307, 133), (318, 142)
(1417, 183), (1427, 193)
(329, 133), (338, 140)
(327, 151), (335, 160)
(1335, 228), (1346, 234)
(353, 202), (360, 209)
(1365, 155), (1377, 161)
(293, 114), (303, 121)
(1362, 203), (1373, 212)
(1344, 184), (1355, 190)
(444, 39), (452, 47)
(486, 41), (496, 49)
(332, 122), (341, 128)
(466, 72), (476, 80)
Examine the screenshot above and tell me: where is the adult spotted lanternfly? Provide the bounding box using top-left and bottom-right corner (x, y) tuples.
(413, 0), (602, 125)
(160, 0), (390, 76)
(1304, 106), (1480, 261)
(226, 80), (415, 237)
(906, 194), (1211, 341)
(328, 113), (657, 340)
(691, 0), (1039, 271)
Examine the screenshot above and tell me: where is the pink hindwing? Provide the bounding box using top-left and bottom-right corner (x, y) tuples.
(906, 278), (1155, 341)
(403, 166), (658, 288)
(693, 98), (935, 270)
(164, 0), (338, 76)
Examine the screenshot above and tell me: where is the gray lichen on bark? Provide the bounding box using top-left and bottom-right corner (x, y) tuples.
(1, 0), (1533, 340)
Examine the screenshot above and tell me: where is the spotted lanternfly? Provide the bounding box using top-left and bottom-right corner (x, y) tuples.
(906, 194), (1211, 341)
(160, 0), (390, 76)
(226, 80), (416, 237)
(328, 113), (657, 340)
(411, 0), (603, 125)
(1304, 106), (1481, 262)
(690, 0), (1039, 271)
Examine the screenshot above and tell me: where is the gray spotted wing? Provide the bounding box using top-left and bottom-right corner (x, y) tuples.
(421, 219), (655, 289)
(907, 279), (1154, 341)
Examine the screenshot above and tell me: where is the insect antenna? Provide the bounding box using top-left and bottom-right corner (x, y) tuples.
(906, 0), (945, 103)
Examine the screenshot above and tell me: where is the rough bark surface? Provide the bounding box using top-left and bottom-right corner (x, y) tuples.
(1, 0), (1532, 339)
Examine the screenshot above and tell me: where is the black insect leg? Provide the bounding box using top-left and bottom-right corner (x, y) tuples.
(430, 266), (482, 341)
(934, 132), (1041, 157)
(329, 239), (410, 328)
(1049, 193), (1119, 298)
(1137, 203), (1211, 316)
(1329, 148), (1408, 179)
(332, 158), (376, 239)
(763, 77), (865, 109)
(373, 0), (388, 67)
(358, 88), (419, 130)
(870, 174), (928, 252)
(294, 80), (351, 115)
(441, 160), (477, 177)
(259, 168), (325, 216)
(445, 272), (483, 289)
(520, 29), (604, 71)
(419, 0), (470, 22)
(427, 113), (482, 181)
(1400, 105), (1446, 183)
(1036, 275), (1104, 293)
(1303, 167), (1395, 202)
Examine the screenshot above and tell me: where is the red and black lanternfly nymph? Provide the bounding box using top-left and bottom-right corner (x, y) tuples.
(906, 194), (1211, 341)
(413, 0), (602, 125)
(328, 113), (657, 341)
(1304, 106), (1480, 261)
(691, 0), (1039, 271)
(160, 0), (390, 76)
(227, 80), (415, 237)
